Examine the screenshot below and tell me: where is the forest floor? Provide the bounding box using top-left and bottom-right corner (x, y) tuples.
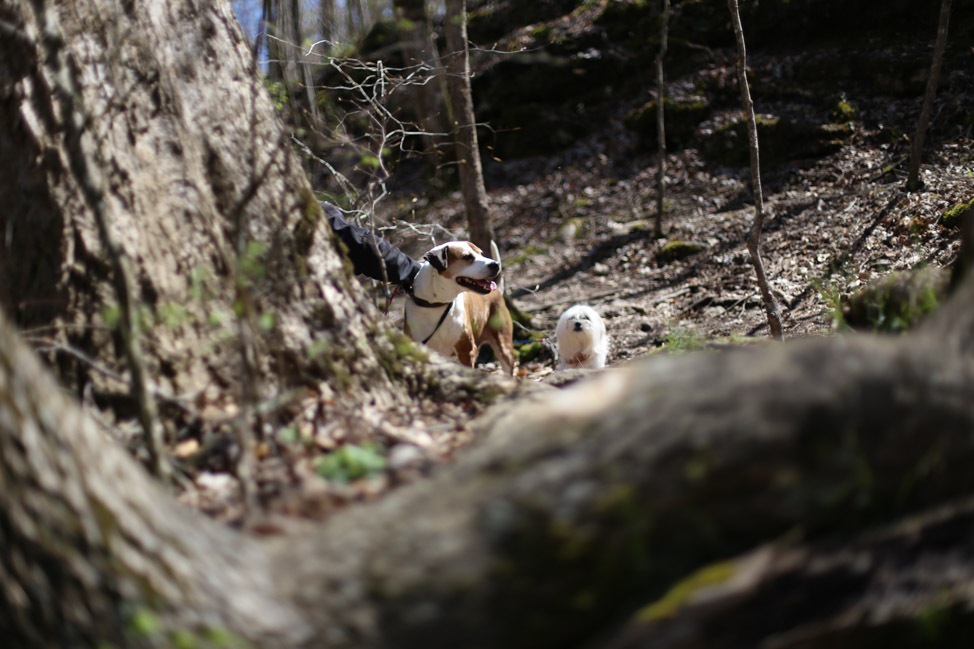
(184, 51), (974, 525)
(380, 83), (972, 380)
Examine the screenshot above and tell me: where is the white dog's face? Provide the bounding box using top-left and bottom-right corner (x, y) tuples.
(556, 304), (609, 370)
(558, 305), (599, 336)
(424, 241), (500, 296)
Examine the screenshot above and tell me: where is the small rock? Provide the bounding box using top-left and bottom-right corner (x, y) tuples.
(174, 438), (200, 459)
(387, 444), (427, 471)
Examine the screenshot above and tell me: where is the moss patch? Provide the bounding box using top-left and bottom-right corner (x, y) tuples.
(842, 267), (949, 333)
(515, 338), (553, 364)
(942, 198), (974, 230)
(831, 97), (860, 123)
(657, 240), (704, 265)
(374, 329), (429, 381)
(637, 561), (736, 621)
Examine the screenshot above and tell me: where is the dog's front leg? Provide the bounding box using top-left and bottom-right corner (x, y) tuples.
(454, 333), (478, 368)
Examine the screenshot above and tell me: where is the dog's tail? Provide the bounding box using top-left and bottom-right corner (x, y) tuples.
(490, 240), (504, 294)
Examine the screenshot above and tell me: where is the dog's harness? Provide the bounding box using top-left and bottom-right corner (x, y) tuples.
(405, 285), (454, 345)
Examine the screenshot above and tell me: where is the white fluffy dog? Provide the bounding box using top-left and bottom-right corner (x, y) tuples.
(555, 304), (609, 370)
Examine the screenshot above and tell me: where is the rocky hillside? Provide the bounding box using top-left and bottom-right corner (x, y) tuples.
(465, 0), (972, 159)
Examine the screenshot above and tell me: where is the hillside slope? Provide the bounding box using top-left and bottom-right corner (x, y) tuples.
(376, 0), (974, 370)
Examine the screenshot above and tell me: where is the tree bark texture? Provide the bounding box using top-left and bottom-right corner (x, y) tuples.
(443, 0), (496, 254)
(906, 0), (952, 191)
(0, 0), (426, 411)
(727, 0), (784, 341)
(0, 305), (309, 648)
(605, 497), (974, 649)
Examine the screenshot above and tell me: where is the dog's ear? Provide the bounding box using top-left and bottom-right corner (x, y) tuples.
(425, 247), (449, 272)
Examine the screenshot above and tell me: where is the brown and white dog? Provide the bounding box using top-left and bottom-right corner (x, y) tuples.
(404, 241), (516, 376)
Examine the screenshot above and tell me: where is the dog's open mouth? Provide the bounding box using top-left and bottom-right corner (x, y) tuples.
(456, 276), (496, 294)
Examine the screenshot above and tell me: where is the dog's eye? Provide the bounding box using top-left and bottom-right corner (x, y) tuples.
(463, 254), (475, 261)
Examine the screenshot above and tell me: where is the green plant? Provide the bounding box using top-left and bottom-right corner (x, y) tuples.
(314, 443), (386, 483)
(813, 278), (848, 330)
(263, 79), (288, 112)
(663, 325), (706, 353)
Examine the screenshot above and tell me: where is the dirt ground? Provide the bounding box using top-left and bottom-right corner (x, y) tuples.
(185, 50), (974, 522)
(378, 98), (970, 380)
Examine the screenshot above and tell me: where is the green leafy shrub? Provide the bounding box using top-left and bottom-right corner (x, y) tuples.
(314, 444), (386, 483)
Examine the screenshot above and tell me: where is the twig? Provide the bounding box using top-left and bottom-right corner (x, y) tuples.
(727, 0), (784, 341)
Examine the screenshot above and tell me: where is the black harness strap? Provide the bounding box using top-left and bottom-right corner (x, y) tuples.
(420, 300), (453, 345)
(405, 282), (454, 345)
(409, 294), (451, 309)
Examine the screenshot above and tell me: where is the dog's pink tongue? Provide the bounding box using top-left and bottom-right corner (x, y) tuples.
(489, 280), (497, 292)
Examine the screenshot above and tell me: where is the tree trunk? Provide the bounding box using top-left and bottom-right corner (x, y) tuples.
(292, 0), (322, 129)
(263, 0), (285, 83)
(394, 0), (451, 170)
(727, 0), (784, 341)
(347, 0), (366, 40)
(443, 0), (496, 254)
(0, 0), (428, 413)
(653, 0), (670, 240)
(319, 0), (334, 45)
(906, 0), (953, 192)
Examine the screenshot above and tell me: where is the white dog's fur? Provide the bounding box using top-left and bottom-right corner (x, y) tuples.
(404, 241), (516, 376)
(556, 304), (609, 370)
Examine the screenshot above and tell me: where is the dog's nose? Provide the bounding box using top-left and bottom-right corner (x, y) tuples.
(488, 260), (500, 274)
(573, 322), (583, 331)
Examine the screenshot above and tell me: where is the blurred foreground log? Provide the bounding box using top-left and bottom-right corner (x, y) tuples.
(3, 269), (974, 646)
